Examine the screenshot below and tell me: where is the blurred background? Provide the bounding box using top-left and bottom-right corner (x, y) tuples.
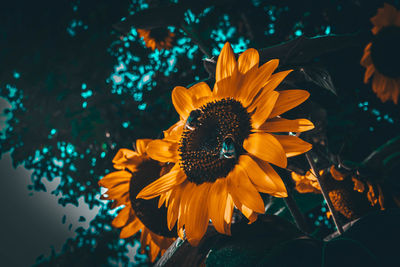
(0, 0), (398, 266)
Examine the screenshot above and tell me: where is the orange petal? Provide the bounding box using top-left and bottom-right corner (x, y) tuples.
(135, 139), (152, 155)
(257, 118), (314, 133)
(112, 206), (131, 228)
(238, 48), (259, 74)
(215, 76), (236, 99)
(149, 241), (161, 262)
(240, 59), (279, 107)
(146, 139), (180, 162)
(112, 149), (141, 171)
(268, 90), (310, 118)
(163, 120), (184, 142)
(105, 183), (130, 200)
(257, 59), (280, 88)
(227, 164), (265, 214)
(185, 183), (211, 246)
(229, 192), (259, 222)
(239, 155), (287, 197)
(120, 218), (143, 238)
(167, 186), (182, 230)
(241, 204), (258, 223)
(330, 166), (345, 181)
(251, 91), (279, 129)
(98, 171), (131, 189)
(216, 42), (237, 83)
(253, 157), (288, 197)
(243, 132), (287, 168)
(208, 179), (230, 234)
(158, 193), (167, 208)
(272, 135), (312, 157)
(263, 70), (293, 92)
(224, 194), (234, 235)
(137, 165), (186, 200)
(112, 148), (137, 163)
(364, 65), (375, 83)
(188, 82), (212, 101)
(178, 181), (196, 230)
(172, 86), (195, 119)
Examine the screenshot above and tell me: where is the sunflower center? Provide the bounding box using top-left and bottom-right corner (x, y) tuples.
(370, 26), (400, 78)
(149, 28), (171, 43)
(179, 98), (252, 184)
(129, 159), (177, 238)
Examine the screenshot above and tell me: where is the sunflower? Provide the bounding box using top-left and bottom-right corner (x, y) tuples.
(295, 165), (384, 219)
(137, 28), (175, 51)
(136, 42), (314, 245)
(291, 169), (323, 194)
(360, 3), (400, 104)
(98, 139), (175, 262)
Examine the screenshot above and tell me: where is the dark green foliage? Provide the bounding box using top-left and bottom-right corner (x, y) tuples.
(204, 209), (400, 267)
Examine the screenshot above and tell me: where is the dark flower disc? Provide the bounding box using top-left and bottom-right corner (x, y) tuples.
(179, 98), (252, 184)
(370, 26), (400, 78)
(129, 159), (177, 238)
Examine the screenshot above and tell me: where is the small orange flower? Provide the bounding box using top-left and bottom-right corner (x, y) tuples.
(137, 28), (175, 51)
(99, 139), (175, 262)
(291, 170), (322, 193)
(360, 3), (400, 104)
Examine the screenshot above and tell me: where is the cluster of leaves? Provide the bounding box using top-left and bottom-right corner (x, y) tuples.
(0, 0), (399, 265)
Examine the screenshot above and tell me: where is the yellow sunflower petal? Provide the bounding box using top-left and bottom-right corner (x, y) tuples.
(251, 91), (279, 129)
(364, 65), (375, 83)
(252, 157), (288, 197)
(239, 155), (287, 197)
(178, 181), (195, 230)
(216, 42), (236, 83)
(98, 170), (131, 188)
(215, 76), (236, 99)
(272, 135), (312, 157)
(135, 139), (152, 155)
(167, 186), (182, 230)
(268, 90), (310, 118)
(209, 179), (230, 234)
(146, 139), (180, 162)
(149, 241), (160, 262)
(243, 132), (287, 168)
(240, 59), (279, 106)
(227, 164), (265, 214)
(188, 82), (212, 101)
(224, 194), (234, 235)
(172, 86), (195, 119)
(238, 48), (259, 74)
(241, 204), (258, 223)
(136, 165), (186, 200)
(112, 148), (137, 163)
(120, 218), (143, 238)
(112, 206), (131, 228)
(257, 117), (314, 133)
(140, 228), (150, 248)
(229, 192), (259, 223)
(185, 183), (211, 246)
(163, 120), (184, 142)
(330, 166), (345, 181)
(112, 149), (141, 171)
(105, 184), (130, 200)
(263, 70), (293, 92)
(158, 193), (167, 208)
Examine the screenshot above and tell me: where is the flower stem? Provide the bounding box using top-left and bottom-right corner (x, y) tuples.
(281, 175), (312, 234)
(306, 152), (344, 235)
